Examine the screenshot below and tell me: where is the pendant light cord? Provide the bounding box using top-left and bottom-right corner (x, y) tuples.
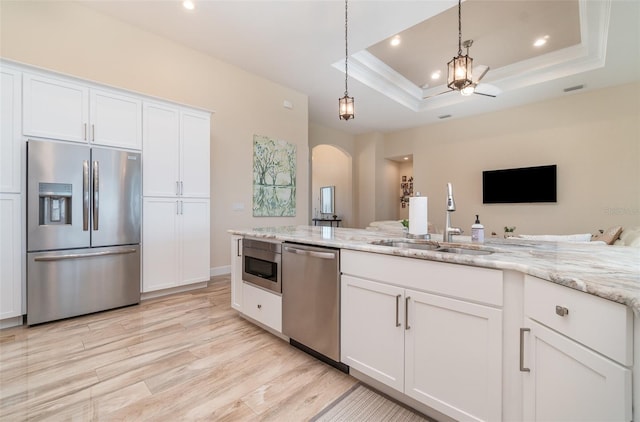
(457, 0), (462, 56)
(344, 0), (349, 96)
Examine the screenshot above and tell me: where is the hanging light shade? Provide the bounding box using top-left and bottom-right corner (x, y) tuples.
(447, 0), (474, 92)
(339, 0), (354, 120)
(339, 95), (354, 120)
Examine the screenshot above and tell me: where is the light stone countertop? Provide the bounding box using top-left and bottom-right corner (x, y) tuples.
(229, 225), (640, 315)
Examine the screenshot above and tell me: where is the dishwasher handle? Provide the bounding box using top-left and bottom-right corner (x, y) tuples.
(283, 245), (337, 260)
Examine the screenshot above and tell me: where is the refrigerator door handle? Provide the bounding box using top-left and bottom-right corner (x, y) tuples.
(83, 160), (90, 231)
(34, 248), (138, 261)
(93, 160), (99, 231)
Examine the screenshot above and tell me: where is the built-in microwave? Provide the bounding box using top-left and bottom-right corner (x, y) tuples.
(242, 239), (282, 294)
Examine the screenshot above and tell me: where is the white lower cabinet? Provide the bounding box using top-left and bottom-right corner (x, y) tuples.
(230, 235), (243, 311)
(523, 319), (631, 421)
(522, 275), (633, 421)
(142, 197), (210, 292)
(341, 250), (503, 422)
(405, 290), (502, 421)
(341, 275), (405, 390)
(0, 194), (22, 321)
(242, 282), (282, 333)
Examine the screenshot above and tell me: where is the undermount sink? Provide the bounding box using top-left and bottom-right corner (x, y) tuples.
(436, 247), (493, 256)
(370, 239), (440, 251)
(370, 239), (494, 255)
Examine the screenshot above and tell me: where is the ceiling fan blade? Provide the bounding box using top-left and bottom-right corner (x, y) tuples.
(474, 83), (501, 97)
(422, 89), (453, 100)
(473, 91), (496, 98)
(472, 65), (490, 83)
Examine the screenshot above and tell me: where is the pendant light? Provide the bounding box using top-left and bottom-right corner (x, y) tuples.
(339, 0), (354, 120)
(447, 0), (474, 92)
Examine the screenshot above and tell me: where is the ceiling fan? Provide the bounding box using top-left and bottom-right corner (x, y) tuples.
(424, 40), (498, 100)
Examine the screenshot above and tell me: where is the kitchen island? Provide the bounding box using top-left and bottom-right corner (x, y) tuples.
(229, 225), (640, 312)
(229, 225), (639, 422)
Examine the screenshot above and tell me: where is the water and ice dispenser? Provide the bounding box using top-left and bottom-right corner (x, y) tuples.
(38, 182), (72, 225)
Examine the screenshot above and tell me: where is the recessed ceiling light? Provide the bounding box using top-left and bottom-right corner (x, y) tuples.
(390, 35), (401, 47)
(533, 35), (549, 47)
(431, 70), (441, 80)
(183, 0), (195, 10)
(403, 157), (409, 160)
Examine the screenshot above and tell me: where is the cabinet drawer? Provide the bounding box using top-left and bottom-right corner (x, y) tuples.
(524, 275), (632, 366)
(242, 282), (282, 333)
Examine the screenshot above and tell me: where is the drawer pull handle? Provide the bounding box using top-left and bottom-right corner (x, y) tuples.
(257, 304), (262, 310)
(555, 306), (569, 317)
(519, 328), (530, 372)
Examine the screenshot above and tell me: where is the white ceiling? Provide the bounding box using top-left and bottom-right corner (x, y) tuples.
(79, 0), (640, 135)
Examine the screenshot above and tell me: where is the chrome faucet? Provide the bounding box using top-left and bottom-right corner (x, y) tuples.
(444, 182), (463, 242)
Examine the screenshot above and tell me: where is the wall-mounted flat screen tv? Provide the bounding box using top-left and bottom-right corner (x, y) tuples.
(483, 165), (557, 204)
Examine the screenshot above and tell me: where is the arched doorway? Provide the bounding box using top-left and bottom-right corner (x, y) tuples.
(311, 145), (353, 227)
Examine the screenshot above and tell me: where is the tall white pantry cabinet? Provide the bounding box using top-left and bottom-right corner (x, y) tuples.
(142, 101), (211, 293)
(0, 65), (23, 325)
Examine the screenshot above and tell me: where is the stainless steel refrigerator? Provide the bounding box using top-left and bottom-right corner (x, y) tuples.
(26, 139), (141, 325)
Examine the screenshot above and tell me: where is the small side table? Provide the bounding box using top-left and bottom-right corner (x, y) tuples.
(312, 218), (342, 227)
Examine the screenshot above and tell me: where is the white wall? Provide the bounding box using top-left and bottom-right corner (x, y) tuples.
(0, 0), (310, 271)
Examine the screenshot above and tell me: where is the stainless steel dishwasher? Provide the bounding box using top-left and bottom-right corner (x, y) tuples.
(282, 242), (346, 371)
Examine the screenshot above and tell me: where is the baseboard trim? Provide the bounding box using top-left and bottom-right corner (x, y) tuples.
(0, 315), (24, 330)
(141, 281), (208, 300)
(210, 265), (230, 277)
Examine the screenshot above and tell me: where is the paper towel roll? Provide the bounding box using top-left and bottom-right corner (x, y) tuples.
(409, 196), (428, 235)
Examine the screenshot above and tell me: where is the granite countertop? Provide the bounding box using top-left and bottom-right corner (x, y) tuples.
(229, 225), (640, 315)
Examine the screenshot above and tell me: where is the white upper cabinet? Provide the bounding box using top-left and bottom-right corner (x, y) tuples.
(23, 73), (88, 143)
(180, 110), (210, 198)
(89, 88), (142, 149)
(143, 101), (210, 198)
(23, 73), (142, 149)
(143, 102), (180, 197)
(1, 66), (22, 193)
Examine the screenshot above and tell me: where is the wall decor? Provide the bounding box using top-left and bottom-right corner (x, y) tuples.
(400, 176), (414, 208)
(253, 134), (296, 217)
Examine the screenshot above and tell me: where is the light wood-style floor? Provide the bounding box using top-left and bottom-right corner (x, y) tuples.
(0, 276), (357, 420)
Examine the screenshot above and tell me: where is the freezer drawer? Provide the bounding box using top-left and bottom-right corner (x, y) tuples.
(27, 245), (140, 325)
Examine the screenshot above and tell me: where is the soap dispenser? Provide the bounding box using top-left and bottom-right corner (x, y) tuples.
(471, 215), (485, 243)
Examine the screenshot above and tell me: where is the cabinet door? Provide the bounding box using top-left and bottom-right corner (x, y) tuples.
(1, 67), (22, 193)
(142, 197), (179, 292)
(90, 89), (142, 150)
(341, 275), (405, 391)
(405, 290), (502, 422)
(143, 102), (180, 197)
(180, 110), (210, 197)
(23, 73), (88, 142)
(523, 319), (631, 422)
(179, 198), (210, 286)
(0, 194), (22, 319)
(230, 235), (243, 311)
